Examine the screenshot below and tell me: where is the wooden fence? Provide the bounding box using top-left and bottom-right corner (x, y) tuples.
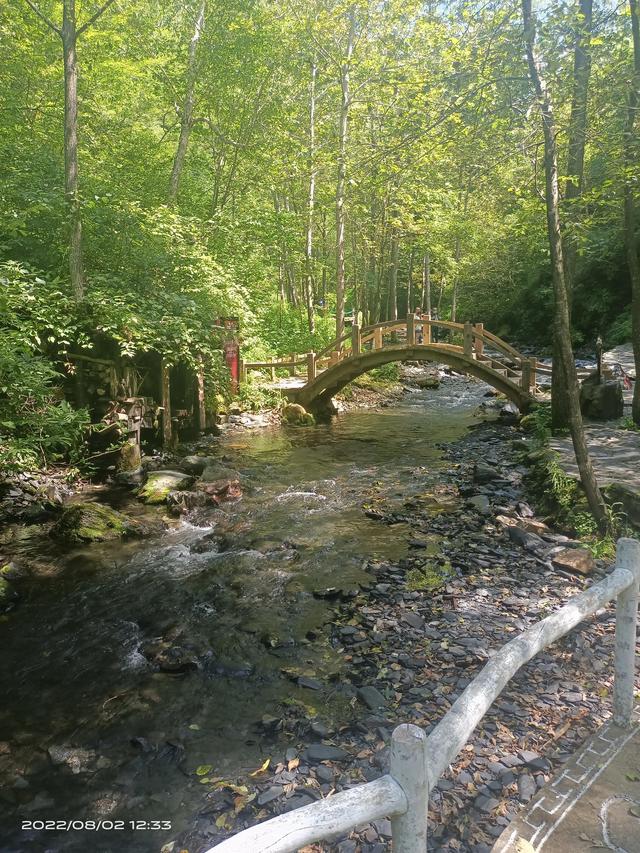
(208, 538), (640, 853)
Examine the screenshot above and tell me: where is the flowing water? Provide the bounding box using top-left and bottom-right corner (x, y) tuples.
(0, 378), (491, 852)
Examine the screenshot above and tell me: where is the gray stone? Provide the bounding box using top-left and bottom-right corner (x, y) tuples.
(474, 462), (500, 484)
(257, 786), (283, 806)
(357, 685), (387, 710)
(304, 744), (349, 763)
(138, 470), (194, 504)
(517, 772), (536, 803)
(467, 495), (491, 514)
(580, 373), (624, 420)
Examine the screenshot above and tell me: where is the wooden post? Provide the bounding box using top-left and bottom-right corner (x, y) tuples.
(196, 354), (206, 433)
(269, 357), (276, 381)
(473, 323), (484, 356)
(161, 358), (172, 448)
(613, 538), (640, 727)
(329, 350), (340, 366)
(520, 358), (532, 392)
(373, 327), (383, 350)
(352, 323), (362, 356)
(390, 724), (428, 853)
(289, 353), (296, 377)
(529, 357), (537, 390)
(406, 313), (416, 346)
(307, 351), (317, 381)
(423, 313), (431, 345)
(463, 322), (473, 357)
(239, 358), (247, 385)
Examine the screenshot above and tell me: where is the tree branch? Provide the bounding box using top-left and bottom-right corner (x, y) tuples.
(22, 0), (61, 35)
(77, 0), (118, 36)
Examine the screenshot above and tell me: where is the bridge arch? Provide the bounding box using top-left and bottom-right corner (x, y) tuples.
(289, 344), (536, 415)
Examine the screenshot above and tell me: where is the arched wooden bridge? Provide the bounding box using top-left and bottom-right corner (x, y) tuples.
(240, 315), (550, 415)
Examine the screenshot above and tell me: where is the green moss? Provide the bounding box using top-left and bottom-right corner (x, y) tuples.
(51, 502), (139, 543)
(406, 559), (453, 592)
(138, 470), (194, 504)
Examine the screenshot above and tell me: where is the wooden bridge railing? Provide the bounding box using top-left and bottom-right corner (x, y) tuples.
(240, 315), (542, 394)
(208, 538), (640, 853)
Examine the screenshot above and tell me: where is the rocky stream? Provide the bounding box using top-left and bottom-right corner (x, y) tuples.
(0, 369), (619, 853)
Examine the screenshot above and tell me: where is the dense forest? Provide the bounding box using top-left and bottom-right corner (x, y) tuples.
(1, 0), (639, 471)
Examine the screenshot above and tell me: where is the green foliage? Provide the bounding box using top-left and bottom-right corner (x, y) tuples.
(236, 380), (283, 413)
(406, 560), (453, 592)
(606, 312), (633, 347)
(0, 331), (89, 473)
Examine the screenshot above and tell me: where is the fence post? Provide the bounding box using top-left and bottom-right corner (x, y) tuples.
(463, 322), (474, 357)
(406, 313), (416, 346)
(239, 358), (247, 385)
(307, 351), (317, 381)
(352, 323), (362, 356)
(373, 327), (383, 350)
(529, 357), (537, 390)
(520, 358), (532, 391)
(613, 537), (640, 727)
(289, 353), (296, 377)
(423, 313), (431, 345)
(474, 323), (484, 356)
(390, 724), (428, 853)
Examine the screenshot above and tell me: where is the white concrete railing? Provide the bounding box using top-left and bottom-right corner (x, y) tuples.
(209, 538), (640, 853)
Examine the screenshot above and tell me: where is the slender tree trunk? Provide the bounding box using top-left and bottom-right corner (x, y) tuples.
(168, 0), (205, 205)
(552, 0), (593, 430)
(407, 246), (414, 314)
(388, 233), (399, 321)
(422, 252), (431, 314)
(523, 0), (607, 531)
(304, 57), (317, 334)
(335, 7), (356, 341)
(62, 1), (83, 303)
(626, 0), (640, 424)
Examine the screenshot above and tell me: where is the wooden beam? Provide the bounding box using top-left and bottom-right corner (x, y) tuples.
(473, 323), (484, 356)
(352, 323), (362, 355)
(422, 314), (431, 345)
(406, 313), (416, 346)
(463, 322), (473, 358)
(307, 351), (317, 381)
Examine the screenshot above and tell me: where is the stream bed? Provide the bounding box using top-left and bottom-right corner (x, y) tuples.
(0, 375), (615, 853)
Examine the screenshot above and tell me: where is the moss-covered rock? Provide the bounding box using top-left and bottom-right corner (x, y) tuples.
(282, 404), (315, 426)
(51, 502), (142, 543)
(137, 470), (194, 504)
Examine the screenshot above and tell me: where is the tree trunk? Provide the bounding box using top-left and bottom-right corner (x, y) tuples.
(552, 0), (593, 430)
(626, 0), (640, 424)
(62, 1), (84, 303)
(407, 246), (414, 314)
(388, 233), (399, 321)
(522, 0), (607, 531)
(422, 252), (431, 314)
(335, 7), (356, 342)
(168, 0), (205, 205)
(304, 57), (317, 334)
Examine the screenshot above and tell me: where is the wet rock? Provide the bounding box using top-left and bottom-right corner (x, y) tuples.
(48, 745), (95, 774)
(167, 490), (211, 514)
(181, 455), (215, 475)
(298, 676), (323, 691)
(200, 464), (239, 483)
(304, 744), (349, 763)
(551, 548), (594, 575)
(474, 462), (500, 484)
(467, 495), (491, 514)
(138, 471), (194, 504)
(190, 532), (230, 554)
(282, 404), (315, 426)
(0, 575), (18, 609)
(358, 686), (386, 710)
(51, 501), (143, 543)
(507, 525), (544, 551)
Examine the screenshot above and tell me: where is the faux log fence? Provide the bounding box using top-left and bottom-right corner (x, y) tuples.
(208, 538), (640, 853)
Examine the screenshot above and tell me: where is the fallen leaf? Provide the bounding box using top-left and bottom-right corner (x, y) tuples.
(249, 757), (271, 777)
(196, 764), (213, 776)
(287, 757), (300, 771)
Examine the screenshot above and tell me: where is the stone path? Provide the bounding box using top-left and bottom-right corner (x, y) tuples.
(550, 427), (640, 491)
(493, 708), (640, 852)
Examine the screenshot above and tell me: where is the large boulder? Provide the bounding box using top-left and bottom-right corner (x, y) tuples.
(282, 404), (315, 426)
(551, 547), (594, 575)
(605, 482), (640, 529)
(137, 470), (194, 504)
(200, 464), (239, 483)
(579, 372), (623, 420)
(51, 501), (143, 543)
